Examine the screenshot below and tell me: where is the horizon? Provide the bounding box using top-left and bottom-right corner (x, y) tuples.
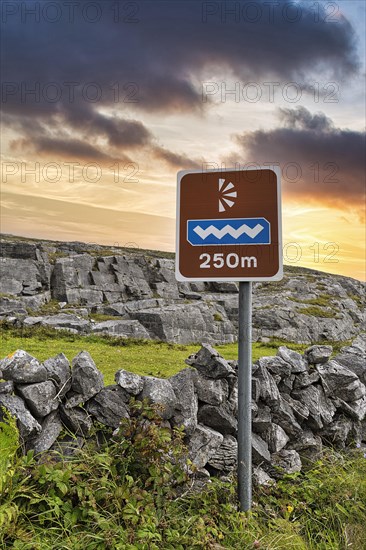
(1, 230), (365, 283)
(1, 0), (365, 280)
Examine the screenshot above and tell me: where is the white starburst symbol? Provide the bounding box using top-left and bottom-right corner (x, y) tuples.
(218, 178), (237, 212)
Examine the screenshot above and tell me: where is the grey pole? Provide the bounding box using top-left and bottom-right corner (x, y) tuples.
(238, 281), (252, 512)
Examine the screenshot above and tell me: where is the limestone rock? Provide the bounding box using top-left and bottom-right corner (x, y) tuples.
(305, 345), (333, 365)
(194, 375), (229, 406)
(208, 435), (237, 471)
(282, 393), (310, 422)
(188, 424), (224, 469)
(65, 352), (104, 408)
(253, 466), (274, 486)
(334, 352), (366, 385)
(0, 380), (14, 394)
(86, 385), (130, 428)
(271, 449), (302, 476)
(92, 320), (150, 339)
(17, 380), (59, 418)
(115, 369), (144, 396)
(59, 404), (93, 436)
(270, 396), (303, 437)
(186, 344), (235, 379)
(277, 346), (308, 374)
(290, 430), (322, 464)
(169, 368), (198, 435)
(0, 394), (41, 438)
(333, 396), (366, 421)
(263, 424), (289, 453)
(320, 416), (354, 448)
(317, 360), (365, 402)
(1, 350), (47, 384)
(39, 314), (91, 334)
(26, 411), (63, 454)
(293, 370), (320, 389)
(198, 403), (237, 435)
(257, 356), (292, 379)
(252, 433), (271, 464)
(140, 376), (176, 419)
(253, 406), (272, 433)
(43, 353), (71, 399)
(292, 385), (336, 430)
(253, 365), (280, 405)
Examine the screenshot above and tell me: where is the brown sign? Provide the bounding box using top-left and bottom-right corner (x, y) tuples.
(176, 167), (282, 281)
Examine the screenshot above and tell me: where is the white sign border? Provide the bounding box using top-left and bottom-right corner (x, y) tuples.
(175, 165), (283, 282)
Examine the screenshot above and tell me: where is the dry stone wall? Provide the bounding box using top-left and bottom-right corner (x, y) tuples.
(1, 337), (365, 482)
(0, 238), (365, 345)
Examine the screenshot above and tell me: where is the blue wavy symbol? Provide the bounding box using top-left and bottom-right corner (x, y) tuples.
(187, 218), (271, 246)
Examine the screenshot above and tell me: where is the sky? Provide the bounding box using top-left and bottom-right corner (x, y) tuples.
(1, 0), (365, 280)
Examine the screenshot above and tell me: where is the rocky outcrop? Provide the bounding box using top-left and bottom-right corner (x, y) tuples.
(1, 338), (365, 483)
(0, 236), (364, 345)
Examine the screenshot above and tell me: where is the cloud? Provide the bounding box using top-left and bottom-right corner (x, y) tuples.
(152, 146), (202, 169)
(229, 107), (365, 208)
(1, 1), (362, 181)
(1, 0), (359, 119)
(278, 106), (334, 132)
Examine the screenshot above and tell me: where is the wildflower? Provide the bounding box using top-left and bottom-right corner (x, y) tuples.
(286, 505), (294, 514)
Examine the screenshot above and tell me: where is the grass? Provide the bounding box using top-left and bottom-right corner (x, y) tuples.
(0, 406), (365, 549)
(289, 294), (333, 307)
(89, 313), (125, 323)
(0, 324), (311, 385)
(297, 306), (339, 319)
(0, 324), (352, 386)
(347, 293), (365, 308)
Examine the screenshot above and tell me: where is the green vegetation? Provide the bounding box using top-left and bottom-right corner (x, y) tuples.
(0, 293), (14, 299)
(0, 404), (365, 549)
(297, 306), (339, 319)
(0, 324), (279, 384)
(347, 293), (365, 308)
(0, 324), (352, 385)
(27, 299), (62, 317)
(47, 251), (69, 264)
(290, 294), (333, 307)
(213, 312), (223, 322)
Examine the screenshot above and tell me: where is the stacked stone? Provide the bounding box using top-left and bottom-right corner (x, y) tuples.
(0, 337), (365, 482)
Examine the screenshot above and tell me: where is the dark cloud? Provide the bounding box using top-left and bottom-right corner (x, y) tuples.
(152, 146), (201, 169)
(1, 0), (359, 118)
(1, 0), (361, 172)
(279, 106), (334, 132)
(229, 107), (365, 208)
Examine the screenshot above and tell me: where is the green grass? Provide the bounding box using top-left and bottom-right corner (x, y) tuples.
(0, 325), (353, 385)
(89, 313), (125, 323)
(347, 293), (365, 308)
(0, 325), (310, 385)
(298, 306), (339, 318)
(290, 294), (333, 307)
(0, 406), (365, 549)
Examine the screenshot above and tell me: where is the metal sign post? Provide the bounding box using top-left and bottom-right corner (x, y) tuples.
(238, 281), (252, 512)
(175, 166), (282, 511)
